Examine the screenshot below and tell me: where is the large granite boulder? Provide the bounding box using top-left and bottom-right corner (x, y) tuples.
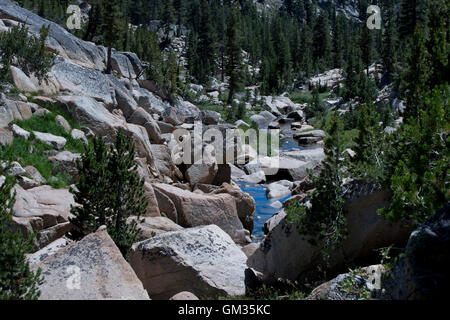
(211, 183), (256, 233)
(248, 182), (412, 282)
(152, 184), (247, 243)
(31, 228), (150, 300)
(12, 185), (74, 250)
(130, 225), (247, 299)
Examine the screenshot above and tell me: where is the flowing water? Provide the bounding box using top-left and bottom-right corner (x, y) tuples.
(237, 123), (303, 241)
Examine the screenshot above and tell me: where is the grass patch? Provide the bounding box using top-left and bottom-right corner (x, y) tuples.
(290, 89), (329, 104)
(15, 111), (85, 154)
(0, 137), (71, 189)
(0, 102), (88, 189)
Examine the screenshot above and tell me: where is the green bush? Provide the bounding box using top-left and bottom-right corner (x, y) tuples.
(0, 179), (43, 300)
(0, 23), (55, 83)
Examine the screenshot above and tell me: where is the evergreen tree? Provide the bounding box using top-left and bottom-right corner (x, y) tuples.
(69, 131), (147, 257)
(313, 11), (332, 72)
(399, 0), (418, 40)
(381, 0), (398, 83)
(197, 0), (216, 84)
(0, 179), (43, 300)
(401, 26), (431, 120)
(287, 113), (349, 261)
(381, 86), (449, 226)
(103, 0), (123, 74)
(225, 6), (244, 104)
(426, 0), (449, 88)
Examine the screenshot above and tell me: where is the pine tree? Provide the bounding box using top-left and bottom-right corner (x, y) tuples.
(399, 0), (417, 40)
(70, 131), (147, 257)
(287, 113), (348, 261)
(426, 0), (449, 88)
(401, 26), (431, 120)
(197, 0), (216, 84)
(103, 0), (123, 74)
(0, 179), (43, 300)
(313, 11), (332, 72)
(381, 86), (449, 225)
(225, 5), (244, 104)
(381, 0), (398, 83)
(105, 131), (147, 256)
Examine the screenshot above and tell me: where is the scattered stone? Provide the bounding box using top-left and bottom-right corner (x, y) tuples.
(307, 265), (385, 300)
(11, 124), (30, 140)
(33, 131), (67, 150)
(266, 181), (292, 199)
(24, 166), (46, 184)
(55, 115), (71, 133)
(0, 127), (13, 146)
(33, 108), (51, 117)
(211, 183), (256, 233)
(17, 175), (40, 190)
(242, 170), (266, 184)
(71, 129), (88, 145)
(5, 161), (26, 176)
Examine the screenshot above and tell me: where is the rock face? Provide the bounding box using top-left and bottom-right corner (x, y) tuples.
(248, 182), (412, 282)
(384, 204), (450, 300)
(32, 228), (150, 300)
(130, 225), (247, 299)
(152, 184), (246, 243)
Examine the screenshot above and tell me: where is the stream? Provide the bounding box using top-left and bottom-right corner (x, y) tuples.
(237, 123), (305, 241)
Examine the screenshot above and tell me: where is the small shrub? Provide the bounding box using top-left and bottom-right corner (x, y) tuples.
(0, 179), (43, 300)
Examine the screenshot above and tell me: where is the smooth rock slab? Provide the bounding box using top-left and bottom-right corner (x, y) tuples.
(130, 225), (247, 299)
(32, 228), (150, 300)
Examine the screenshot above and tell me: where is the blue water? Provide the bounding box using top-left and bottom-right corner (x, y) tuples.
(236, 181), (291, 240)
(237, 123), (299, 240)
